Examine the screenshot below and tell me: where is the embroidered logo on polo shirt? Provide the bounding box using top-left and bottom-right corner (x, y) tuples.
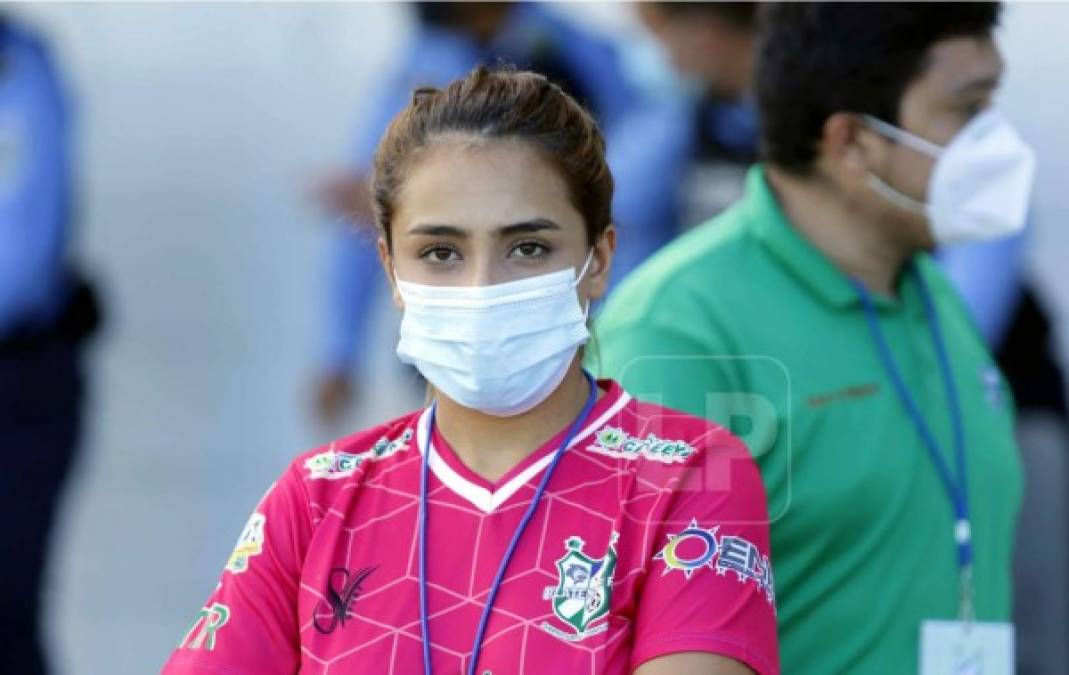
(304, 429), (414, 480)
(981, 365), (1005, 410)
(586, 426), (695, 464)
(805, 382), (880, 409)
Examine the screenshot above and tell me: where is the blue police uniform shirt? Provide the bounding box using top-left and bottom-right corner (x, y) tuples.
(0, 22), (72, 339)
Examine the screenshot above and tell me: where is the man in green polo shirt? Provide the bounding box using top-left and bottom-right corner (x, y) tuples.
(596, 4), (1031, 673)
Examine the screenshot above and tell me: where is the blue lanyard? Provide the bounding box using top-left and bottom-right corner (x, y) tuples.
(418, 371), (599, 675)
(852, 267), (974, 620)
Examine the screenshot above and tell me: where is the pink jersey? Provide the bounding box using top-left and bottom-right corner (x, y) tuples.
(162, 379), (778, 674)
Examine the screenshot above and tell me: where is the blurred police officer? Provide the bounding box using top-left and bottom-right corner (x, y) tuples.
(0, 17), (100, 675)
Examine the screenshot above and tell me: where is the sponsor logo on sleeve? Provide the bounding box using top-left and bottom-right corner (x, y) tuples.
(304, 429), (414, 480)
(586, 426), (695, 464)
(540, 533), (619, 643)
(225, 512), (265, 574)
(654, 520), (775, 605)
(653, 518), (719, 579)
(179, 602), (230, 651)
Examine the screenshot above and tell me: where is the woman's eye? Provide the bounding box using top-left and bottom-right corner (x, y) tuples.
(420, 246), (460, 263)
(510, 241), (549, 259)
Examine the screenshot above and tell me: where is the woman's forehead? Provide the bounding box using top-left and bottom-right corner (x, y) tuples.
(393, 138), (585, 237)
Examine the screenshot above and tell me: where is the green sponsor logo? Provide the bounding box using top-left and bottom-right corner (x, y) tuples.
(590, 426), (695, 464)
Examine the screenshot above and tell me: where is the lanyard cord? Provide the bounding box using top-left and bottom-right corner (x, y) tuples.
(419, 371), (599, 675)
(852, 267), (974, 617)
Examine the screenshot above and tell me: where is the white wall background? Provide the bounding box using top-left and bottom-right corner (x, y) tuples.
(5, 3), (1067, 674)
(1000, 2), (1069, 354)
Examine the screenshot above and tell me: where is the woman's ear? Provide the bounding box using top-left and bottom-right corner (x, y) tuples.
(377, 236), (404, 310)
(585, 225), (616, 303)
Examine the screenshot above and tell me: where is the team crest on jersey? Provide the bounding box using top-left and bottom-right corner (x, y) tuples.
(654, 520), (775, 606)
(225, 512), (265, 574)
(304, 429), (414, 480)
(586, 426), (695, 464)
(540, 533), (619, 642)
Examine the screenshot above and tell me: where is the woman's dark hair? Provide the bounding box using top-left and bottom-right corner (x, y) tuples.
(756, 2), (1002, 174)
(371, 66), (614, 249)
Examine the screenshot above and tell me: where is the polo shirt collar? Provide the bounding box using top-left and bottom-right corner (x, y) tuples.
(743, 164), (866, 311)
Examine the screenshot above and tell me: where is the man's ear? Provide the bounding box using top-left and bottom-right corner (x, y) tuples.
(377, 236), (403, 310)
(823, 111), (885, 179)
(585, 225), (616, 303)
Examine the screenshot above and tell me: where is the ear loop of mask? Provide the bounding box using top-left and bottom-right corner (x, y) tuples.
(862, 115), (943, 157)
(574, 248), (595, 320)
(861, 114), (943, 217)
(865, 173), (929, 217)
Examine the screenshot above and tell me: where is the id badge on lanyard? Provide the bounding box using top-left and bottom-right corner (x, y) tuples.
(920, 619), (1014, 674)
(852, 270), (1014, 674)
(919, 566), (1014, 674)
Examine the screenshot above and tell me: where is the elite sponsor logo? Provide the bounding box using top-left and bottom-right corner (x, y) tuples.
(541, 533), (619, 642)
(654, 519), (775, 606)
(653, 518), (719, 579)
(586, 426), (695, 464)
(225, 512), (265, 574)
(304, 429), (414, 480)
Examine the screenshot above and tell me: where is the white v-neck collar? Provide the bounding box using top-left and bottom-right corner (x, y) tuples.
(414, 389), (632, 514)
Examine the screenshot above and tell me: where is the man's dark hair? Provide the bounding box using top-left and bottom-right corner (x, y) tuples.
(756, 2), (1002, 173)
(653, 2), (757, 30)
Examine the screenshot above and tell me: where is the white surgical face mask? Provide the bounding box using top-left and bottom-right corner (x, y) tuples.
(394, 250), (594, 417)
(862, 108), (1036, 244)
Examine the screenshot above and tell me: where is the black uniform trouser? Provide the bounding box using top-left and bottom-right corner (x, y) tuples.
(0, 339), (83, 675)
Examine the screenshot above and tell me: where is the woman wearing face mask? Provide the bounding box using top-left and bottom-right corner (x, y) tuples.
(161, 68), (778, 675)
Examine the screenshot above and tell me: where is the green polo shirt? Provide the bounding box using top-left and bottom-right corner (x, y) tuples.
(593, 165), (1021, 673)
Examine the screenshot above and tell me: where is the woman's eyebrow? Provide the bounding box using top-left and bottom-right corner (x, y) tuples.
(497, 219), (561, 237)
(407, 219), (560, 238)
(408, 224), (468, 238)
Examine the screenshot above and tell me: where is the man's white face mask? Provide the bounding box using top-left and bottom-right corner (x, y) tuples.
(862, 108), (1036, 244)
(394, 250), (594, 417)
